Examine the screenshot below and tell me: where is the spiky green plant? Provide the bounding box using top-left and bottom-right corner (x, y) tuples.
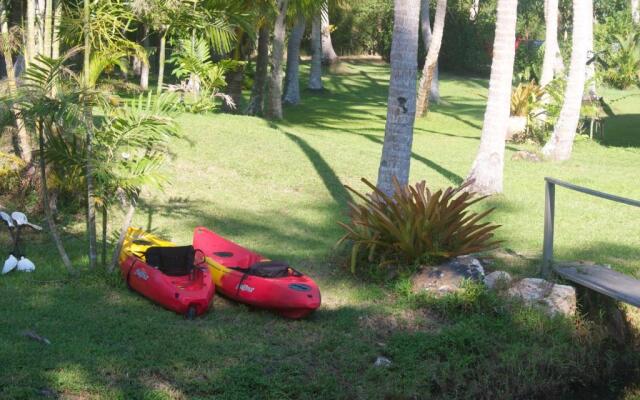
(338, 178), (501, 274)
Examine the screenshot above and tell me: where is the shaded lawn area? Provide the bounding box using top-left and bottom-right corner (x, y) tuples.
(1, 61), (640, 399)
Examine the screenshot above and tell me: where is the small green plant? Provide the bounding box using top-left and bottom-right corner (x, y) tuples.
(337, 178), (501, 275)
(510, 81), (543, 117)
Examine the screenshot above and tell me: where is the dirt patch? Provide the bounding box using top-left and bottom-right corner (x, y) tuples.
(359, 308), (442, 339)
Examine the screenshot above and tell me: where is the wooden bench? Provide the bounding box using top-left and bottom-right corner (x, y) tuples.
(542, 178), (640, 307)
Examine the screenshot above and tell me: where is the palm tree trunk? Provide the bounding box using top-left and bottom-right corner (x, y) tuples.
(140, 26), (150, 90)
(465, 0), (518, 195)
(585, 3), (596, 98)
(283, 12), (306, 105)
(26, 0), (36, 67)
(265, 0), (288, 120)
(101, 206), (107, 266)
(157, 29), (167, 95)
(1, 1), (32, 164)
(540, 0), (561, 87)
(633, 0), (639, 24)
(541, 0), (590, 161)
(320, 1), (338, 65)
(246, 24), (270, 116)
(308, 12), (323, 90)
(376, 0), (420, 196)
(52, 0), (61, 59)
(36, 0), (45, 55)
(83, 0), (97, 269)
(416, 0), (446, 117)
(109, 198), (136, 273)
(38, 125), (74, 273)
(469, 0), (480, 21)
(43, 0), (52, 57)
(420, 0), (439, 103)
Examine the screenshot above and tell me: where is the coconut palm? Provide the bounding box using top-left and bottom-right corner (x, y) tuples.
(283, 11), (306, 105)
(420, 0), (439, 104)
(541, 0), (590, 161)
(376, 0), (420, 196)
(585, 1), (596, 98)
(1, 1), (32, 164)
(246, 23), (271, 115)
(416, 0), (446, 117)
(265, 0), (289, 120)
(465, 0), (518, 195)
(308, 10), (323, 90)
(540, 0), (563, 87)
(320, 1), (338, 64)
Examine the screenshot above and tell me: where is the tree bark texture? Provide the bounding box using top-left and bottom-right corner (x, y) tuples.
(157, 30), (166, 94)
(83, 0), (97, 268)
(246, 24), (270, 116)
(376, 0), (420, 196)
(283, 12), (306, 105)
(140, 25), (150, 90)
(541, 0), (590, 161)
(320, 1), (338, 64)
(420, 0), (439, 103)
(465, 0), (518, 195)
(265, 0), (288, 120)
(416, 0), (446, 117)
(308, 12), (323, 90)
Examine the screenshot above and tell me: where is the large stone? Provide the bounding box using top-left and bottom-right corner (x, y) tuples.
(412, 256), (485, 295)
(484, 270), (513, 290)
(508, 278), (576, 316)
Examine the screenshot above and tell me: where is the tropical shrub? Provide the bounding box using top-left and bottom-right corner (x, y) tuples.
(338, 178), (501, 275)
(0, 151), (25, 194)
(601, 32), (640, 89)
(510, 81), (543, 117)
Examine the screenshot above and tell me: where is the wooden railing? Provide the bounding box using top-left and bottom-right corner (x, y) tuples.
(542, 177), (640, 277)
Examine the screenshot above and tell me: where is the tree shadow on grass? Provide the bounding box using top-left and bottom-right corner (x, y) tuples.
(600, 115), (640, 148)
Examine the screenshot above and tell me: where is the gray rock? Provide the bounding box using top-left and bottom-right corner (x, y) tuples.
(374, 356), (392, 367)
(508, 278), (576, 316)
(484, 271), (513, 290)
(411, 256), (485, 295)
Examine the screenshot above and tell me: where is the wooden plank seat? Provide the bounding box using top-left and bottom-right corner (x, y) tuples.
(554, 262), (640, 307)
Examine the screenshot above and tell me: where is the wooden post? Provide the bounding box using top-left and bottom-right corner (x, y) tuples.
(542, 178), (555, 277)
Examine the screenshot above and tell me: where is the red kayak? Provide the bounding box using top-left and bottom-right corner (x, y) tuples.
(193, 226), (321, 319)
(119, 227), (215, 318)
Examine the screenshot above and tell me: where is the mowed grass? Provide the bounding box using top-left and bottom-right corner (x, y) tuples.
(1, 61), (640, 399)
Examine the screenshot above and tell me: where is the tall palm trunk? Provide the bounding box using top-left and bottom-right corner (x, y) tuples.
(416, 0), (446, 117)
(376, 0), (420, 196)
(541, 0), (590, 161)
(38, 125), (74, 273)
(308, 12), (323, 90)
(36, 0), (45, 55)
(420, 0), (439, 103)
(465, 0), (518, 195)
(585, 3), (596, 97)
(246, 24), (270, 116)
(223, 31), (248, 113)
(26, 0), (36, 67)
(140, 25), (150, 90)
(157, 29), (167, 95)
(540, 0), (562, 88)
(633, 0), (639, 24)
(43, 0), (52, 57)
(1, 1), (32, 164)
(52, 0), (61, 59)
(283, 12), (306, 105)
(265, 0), (288, 120)
(83, 0), (97, 268)
(320, 1), (338, 65)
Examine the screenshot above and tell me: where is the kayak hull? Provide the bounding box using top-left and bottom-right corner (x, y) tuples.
(193, 227), (321, 318)
(119, 227), (215, 317)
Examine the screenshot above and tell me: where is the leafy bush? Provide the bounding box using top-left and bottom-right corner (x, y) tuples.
(510, 81), (543, 117)
(0, 150), (25, 194)
(601, 32), (640, 89)
(338, 178), (500, 274)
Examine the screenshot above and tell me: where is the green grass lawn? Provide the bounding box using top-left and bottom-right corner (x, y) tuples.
(1, 61), (640, 399)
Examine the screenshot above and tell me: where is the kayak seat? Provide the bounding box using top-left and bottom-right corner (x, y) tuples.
(145, 245), (195, 276)
(236, 261), (302, 278)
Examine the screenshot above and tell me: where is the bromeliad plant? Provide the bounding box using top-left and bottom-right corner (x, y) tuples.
(338, 178), (501, 274)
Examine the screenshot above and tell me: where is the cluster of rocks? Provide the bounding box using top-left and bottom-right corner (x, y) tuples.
(411, 255), (576, 317)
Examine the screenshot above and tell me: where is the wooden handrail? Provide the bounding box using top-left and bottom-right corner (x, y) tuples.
(542, 177), (640, 277)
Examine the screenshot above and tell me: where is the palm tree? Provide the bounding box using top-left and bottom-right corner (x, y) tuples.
(26, 0), (36, 67)
(308, 10), (323, 90)
(265, 0), (289, 120)
(585, 2), (596, 98)
(1, 1), (32, 164)
(465, 0), (518, 195)
(283, 11), (307, 105)
(541, 0), (590, 161)
(52, 0), (62, 59)
(420, 0), (439, 104)
(376, 0), (420, 196)
(540, 0), (563, 88)
(633, 0), (639, 24)
(416, 0), (446, 117)
(320, 1), (338, 64)
(246, 23), (270, 115)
